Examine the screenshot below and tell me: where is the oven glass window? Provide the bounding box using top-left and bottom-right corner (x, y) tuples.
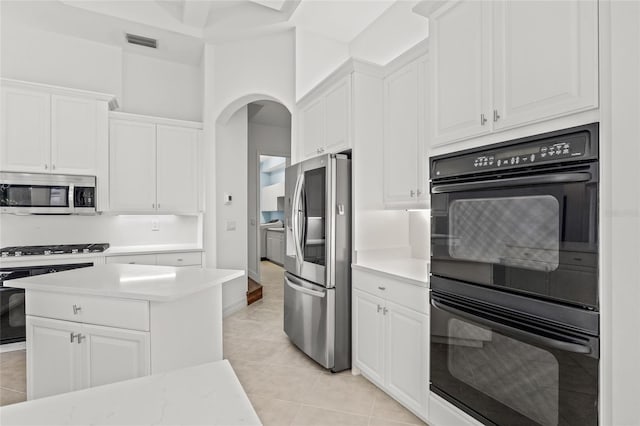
(447, 318), (559, 426)
(449, 195), (559, 272)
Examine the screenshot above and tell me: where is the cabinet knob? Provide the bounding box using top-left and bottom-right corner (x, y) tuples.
(177, 258), (183, 262)
(383, 307), (388, 315)
(410, 190), (415, 197)
(417, 189), (422, 196)
(70, 332), (79, 343)
(152, 203), (155, 209)
(493, 109), (501, 122)
(480, 114), (488, 126)
(377, 304), (382, 313)
(44, 164), (48, 170)
(72, 304), (82, 315)
(77, 334), (86, 344)
(157, 204), (161, 209)
(377, 286), (386, 291)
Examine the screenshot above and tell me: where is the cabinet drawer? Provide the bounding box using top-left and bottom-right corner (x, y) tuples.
(156, 252), (201, 267)
(26, 291), (150, 331)
(353, 269), (429, 314)
(106, 254), (157, 265)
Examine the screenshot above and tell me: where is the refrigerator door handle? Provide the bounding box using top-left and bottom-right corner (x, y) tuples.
(292, 174), (305, 264)
(285, 275), (326, 298)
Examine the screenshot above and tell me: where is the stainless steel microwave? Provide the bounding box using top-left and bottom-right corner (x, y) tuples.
(0, 172), (96, 214)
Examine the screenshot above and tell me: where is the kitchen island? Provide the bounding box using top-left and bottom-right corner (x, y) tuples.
(7, 264), (244, 400)
(0, 359), (261, 425)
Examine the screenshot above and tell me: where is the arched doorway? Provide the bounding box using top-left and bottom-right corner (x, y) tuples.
(209, 96), (291, 315)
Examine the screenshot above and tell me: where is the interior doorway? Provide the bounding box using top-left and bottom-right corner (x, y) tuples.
(246, 101), (291, 301)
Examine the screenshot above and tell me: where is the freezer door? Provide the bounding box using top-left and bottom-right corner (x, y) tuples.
(283, 272), (335, 369)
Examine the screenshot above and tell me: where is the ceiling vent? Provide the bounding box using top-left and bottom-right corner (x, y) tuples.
(125, 33), (157, 49)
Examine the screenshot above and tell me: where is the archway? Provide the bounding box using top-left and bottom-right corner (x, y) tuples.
(207, 94), (292, 315)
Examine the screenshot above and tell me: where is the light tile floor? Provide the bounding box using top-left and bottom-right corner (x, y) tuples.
(226, 261), (427, 426)
(0, 261), (428, 426)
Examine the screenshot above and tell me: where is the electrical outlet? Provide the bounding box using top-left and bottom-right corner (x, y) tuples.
(151, 219), (160, 231)
(226, 220), (236, 231)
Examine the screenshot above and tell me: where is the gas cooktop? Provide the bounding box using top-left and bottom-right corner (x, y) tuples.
(0, 243), (110, 258)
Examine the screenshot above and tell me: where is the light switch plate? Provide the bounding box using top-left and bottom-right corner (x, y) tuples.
(151, 219), (160, 231)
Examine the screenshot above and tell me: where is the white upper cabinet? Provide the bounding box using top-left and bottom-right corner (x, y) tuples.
(109, 113), (201, 214)
(426, 0), (598, 146)
(382, 44), (429, 209)
(300, 97), (325, 159)
(0, 80), (112, 176)
(430, 0), (491, 145)
(156, 125), (199, 213)
(492, 1), (598, 130)
(109, 119), (157, 212)
(0, 87), (51, 173)
(51, 95), (98, 175)
(324, 78), (351, 153)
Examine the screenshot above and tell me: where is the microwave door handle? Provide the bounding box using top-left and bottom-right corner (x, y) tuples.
(431, 172), (592, 194)
(430, 298), (593, 355)
(68, 184), (75, 213)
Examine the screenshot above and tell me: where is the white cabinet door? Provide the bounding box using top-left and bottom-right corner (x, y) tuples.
(492, 0), (598, 130)
(109, 120), (156, 212)
(353, 290), (385, 385)
(300, 98), (325, 159)
(324, 77), (351, 153)
(385, 301), (429, 418)
(156, 125), (199, 213)
(430, 0), (491, 146)
(27, 316), (82, 400)
(50, 95), (98, 175)
(82, 323), (150, 389)
(384, 62), (420, 206)
(0, 87), (51, 173)
(417, 56), (429, 203)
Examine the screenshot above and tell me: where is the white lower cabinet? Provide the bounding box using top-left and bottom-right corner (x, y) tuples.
(105, 251), (202, 267)
(353, 269), (429, 421)
(27, 316), (149, 399)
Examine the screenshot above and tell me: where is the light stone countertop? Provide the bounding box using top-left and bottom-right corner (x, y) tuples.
(6, 264), (244, 302)
(105, 244), (204, 256)
(352, 258), (429, 287)
(0, 360), (261, 426)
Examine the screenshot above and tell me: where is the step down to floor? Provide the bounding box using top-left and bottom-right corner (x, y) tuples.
(247, 278), (263, 305)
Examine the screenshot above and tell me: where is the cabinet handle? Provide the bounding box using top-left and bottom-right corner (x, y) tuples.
(480, 114), (488, 126)
(493, 109), (501, 122)
(72, 304), (82, 315)
(128, 262), (136, 264)
(70, 332), (78, 343)
(157, 203), (161, 209)
(177, 258), (183, 262)
(377, 304), (382, 313)
(383, 307), (388, 315)
(52, 164), (56, 170)
(417, 189), (422, 196)
(377, 286), (386, 291)
(410, 190), (415, 197)
(77, 334), (86, 344)
(44, 164), (48, 170)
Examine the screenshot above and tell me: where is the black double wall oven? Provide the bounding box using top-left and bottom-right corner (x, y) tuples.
(429, 123), (600, 426)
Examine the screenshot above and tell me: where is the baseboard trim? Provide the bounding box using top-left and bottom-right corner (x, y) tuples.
(223, 298), (246, 318)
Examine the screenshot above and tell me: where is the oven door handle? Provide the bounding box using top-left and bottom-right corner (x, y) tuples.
(430, 298), (593, 355)
(431, 172), (592, 194)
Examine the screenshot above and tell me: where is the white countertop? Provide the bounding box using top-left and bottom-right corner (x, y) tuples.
(352, 258), (429, 287)
(0, 360), (261, 426)
(6, 264), (244, 302)
(105, 244), (204, 256)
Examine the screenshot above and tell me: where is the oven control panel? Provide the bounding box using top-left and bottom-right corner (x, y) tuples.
(431, 123), (598, 179)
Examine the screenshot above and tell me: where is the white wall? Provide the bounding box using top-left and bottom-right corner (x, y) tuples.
(409, 210), (430, 260)
(248, 121), (291, 281)
(202, 30), (295, 314)
(121, 53), (203, 121)
(349, 1), (428, 66)
(0, 215), (200, 247)
(295, 28), (350, 100)
(0, 24), (123, 98)
(0, 23), (203, 121)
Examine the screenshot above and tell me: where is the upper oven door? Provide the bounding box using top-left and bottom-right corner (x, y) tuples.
(430, 163), (598, 309)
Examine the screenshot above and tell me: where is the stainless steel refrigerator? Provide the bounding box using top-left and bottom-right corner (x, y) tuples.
(283, 153), (351, 372)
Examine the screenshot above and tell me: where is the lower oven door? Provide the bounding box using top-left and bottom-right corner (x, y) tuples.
(430, 291), (599, 426)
